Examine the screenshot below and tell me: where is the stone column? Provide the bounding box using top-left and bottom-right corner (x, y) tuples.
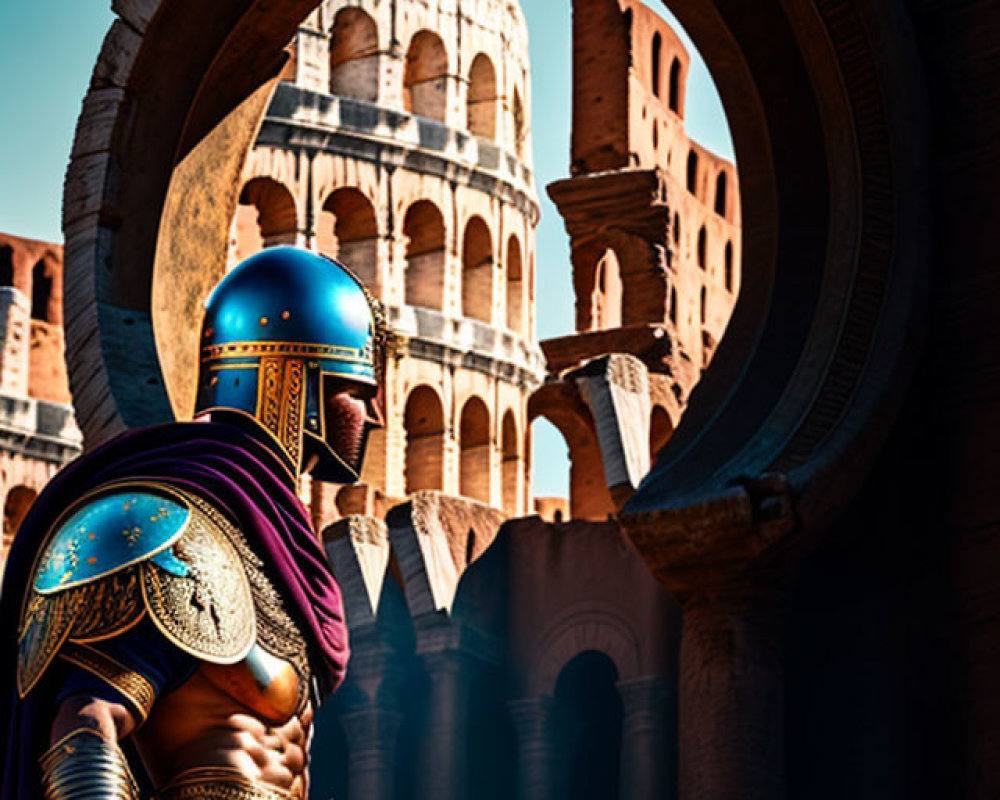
(508, 696), (562, 800)
(340, 703), (403, 800)
(677, 588), (785, 800)
(623, 480), (796, 800)
(416, 651), (472, 800)
(616, 676), (674, 800)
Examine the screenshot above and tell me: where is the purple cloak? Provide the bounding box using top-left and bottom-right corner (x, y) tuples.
(0, 419), (349, 799)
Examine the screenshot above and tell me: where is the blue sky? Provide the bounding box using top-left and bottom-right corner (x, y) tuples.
(0, 0), (730, 499)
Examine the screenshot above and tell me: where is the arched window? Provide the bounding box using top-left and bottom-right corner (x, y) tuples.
(467, 54), (498, 139)
(650, 405), (673, 460)
(404, 31), (448, 121)
(651, 33), (662, 98)
(512, 89), (526, 159)
(235, 178), (298, 258)
(31, 261), (51, 322)
(553, 652), (623, 800)
(462, 216), (494, 323)
(669, 58), (681, 113)
(404, 386), (445, 493)
(715, 170), (728, 217)
(403, 200), (446, 310)
(669, 287), (678, 325)
(3, 486), (37, 553)
(700, 285), (707, 324)
(506, 235), (523, 332)
(697, 226), (708, 270)
(590, 249), (623, 331)
(673, 212), (681, 246)
(725, 241), (734, 293)
(318, 188), (379, 293)
(459, 396), (491, 503)
(0, 246), (13, 287)
(502, 410), (519, 516)
(686, 149), (699, 194)
(329, 8), (379, 102)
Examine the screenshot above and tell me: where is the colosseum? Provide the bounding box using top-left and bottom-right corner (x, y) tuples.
(225, 0), (543, 524)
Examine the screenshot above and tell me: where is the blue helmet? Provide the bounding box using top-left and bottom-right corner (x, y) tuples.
(194, 246), (386, 482)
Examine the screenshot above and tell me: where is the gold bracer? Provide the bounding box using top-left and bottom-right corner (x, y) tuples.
(158, 767), (293, 799)
(40, 728), (140, 800)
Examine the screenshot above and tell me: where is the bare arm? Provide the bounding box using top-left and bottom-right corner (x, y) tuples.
(41, 695), (142, 799)
(51, 693), (138, 745)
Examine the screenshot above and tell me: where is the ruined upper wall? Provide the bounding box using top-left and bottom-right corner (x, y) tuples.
(287, 0), (535, 165)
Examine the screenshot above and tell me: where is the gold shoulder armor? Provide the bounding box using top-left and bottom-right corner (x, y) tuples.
(17, 481), (256, 697)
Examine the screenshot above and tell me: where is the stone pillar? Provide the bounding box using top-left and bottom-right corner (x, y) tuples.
(0, 288), (29, 396)
(623, 481), (796, 800)
(416, 651), (472, 800)
(340, 703), (403, 800)
(677, 589), (785, 800)
(616, 676), (674, 800)
(508, 696), (562, 800)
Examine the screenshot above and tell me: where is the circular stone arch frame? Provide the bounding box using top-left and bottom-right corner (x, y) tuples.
(64, 0), (928, 557)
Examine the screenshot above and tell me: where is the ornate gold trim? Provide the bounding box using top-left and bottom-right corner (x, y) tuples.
(278, 359), (306, 470)
(59, 641), (156, 723)
(202, 340), (365, 362)
(158, 766), (293, 800)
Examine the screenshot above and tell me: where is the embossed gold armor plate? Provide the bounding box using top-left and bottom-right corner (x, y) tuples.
(141, 502), (255, 663)
(18, 485), (255, 695)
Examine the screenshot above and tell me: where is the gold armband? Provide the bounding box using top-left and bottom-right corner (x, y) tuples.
(40, 729), (140, 800)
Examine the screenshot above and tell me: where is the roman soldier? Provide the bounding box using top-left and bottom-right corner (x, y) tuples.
(0, 247), (386, 799)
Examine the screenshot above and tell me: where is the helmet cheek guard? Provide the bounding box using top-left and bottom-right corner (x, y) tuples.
(194, 246), (388, 482)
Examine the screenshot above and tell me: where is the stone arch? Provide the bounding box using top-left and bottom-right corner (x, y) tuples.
(512, 88), (526, 159)
(61, 0), (934, 616)
(715, 170), (728, 217)
(532, 604), (642, 695)
(686, 148), (698, 195)
(459, 395), (491, 504)
(329, 7), (379, 102)
(235, 177), (298, 257)
(590, 248), (623, 331)
(3, 486), (38, 554)
(650, 404), (673, 460)
(502, 409), (519, 516)
(529, 389), (615, 521)
(404, 385), (445, 494)
(669, 57), (681, 114)
(553, 651), (623, 800)
(403, 200), (446, 311)
(404, 30), (448, 122)
(506, 234), (524, 332)
(467, 53), (498, 139)
(318, 187), (379, 292)
(462, 215), (494, 323)
(651, 32), (663, 98)
(0, 246), (13, 287)
(31, 260), (53, 322)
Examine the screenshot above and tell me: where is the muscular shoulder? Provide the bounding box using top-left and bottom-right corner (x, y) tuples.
(18, 481), (256, 698)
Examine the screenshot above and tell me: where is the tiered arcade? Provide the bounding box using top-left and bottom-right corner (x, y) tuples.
(231, 0), (543, 523)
